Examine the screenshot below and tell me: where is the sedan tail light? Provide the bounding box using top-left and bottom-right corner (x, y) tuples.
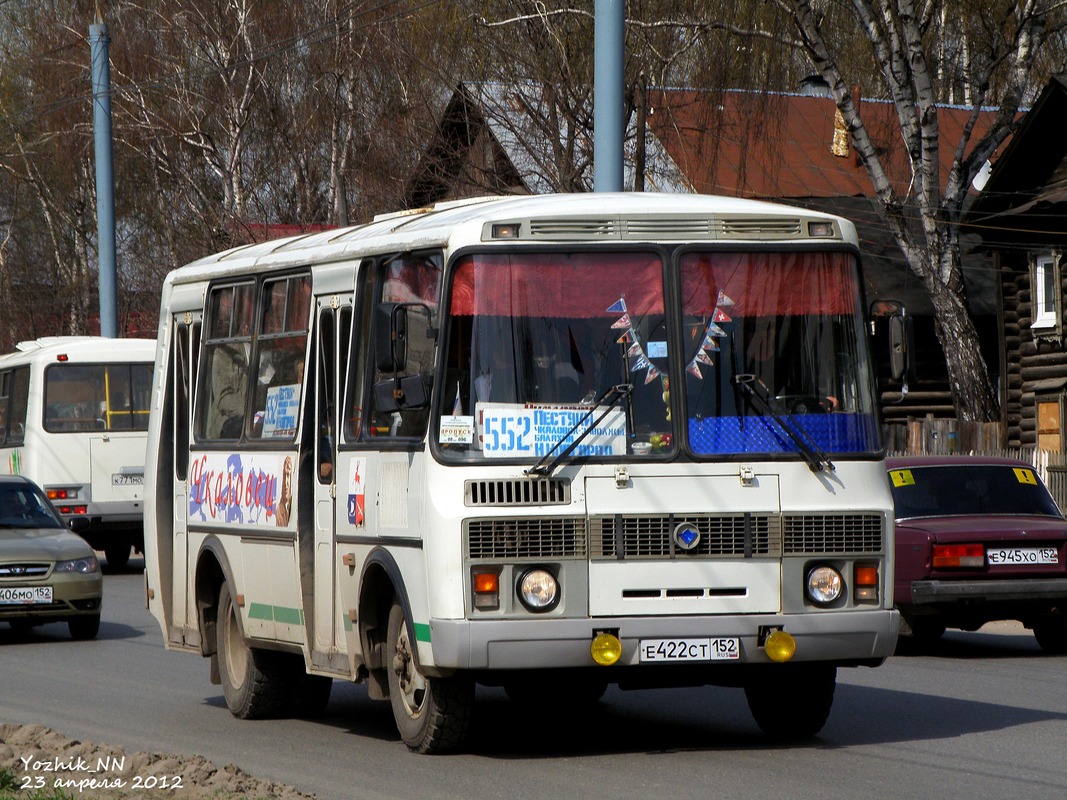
(933, 543), (984, 568)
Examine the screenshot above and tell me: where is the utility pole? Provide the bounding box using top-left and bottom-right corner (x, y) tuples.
(89, 3), (117, 337)
(593, 0), (624, 192)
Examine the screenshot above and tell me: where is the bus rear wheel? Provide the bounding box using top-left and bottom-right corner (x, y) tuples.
(386, 601), (473, 753)
(744, 663), (836, 740)
(216, 582), (287, 719)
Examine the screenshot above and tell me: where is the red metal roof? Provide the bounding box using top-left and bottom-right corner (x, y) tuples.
(647, 89), (1002, 199)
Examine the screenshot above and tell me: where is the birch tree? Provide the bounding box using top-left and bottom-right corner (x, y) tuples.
(773, 0), (1062, 421)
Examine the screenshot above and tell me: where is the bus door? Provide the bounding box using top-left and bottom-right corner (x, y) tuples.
(309, 296), (351, 668)
(357, 254), (440, 544)
(171, 313), (200, 642)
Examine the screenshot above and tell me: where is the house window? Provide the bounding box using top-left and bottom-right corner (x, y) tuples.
(1033, 253), (1059, 330)
(1037, 398), (1062, 452)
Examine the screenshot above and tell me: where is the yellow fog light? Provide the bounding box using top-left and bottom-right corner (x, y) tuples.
(590, 632), (622, 666)
(764, 630), (796, 663)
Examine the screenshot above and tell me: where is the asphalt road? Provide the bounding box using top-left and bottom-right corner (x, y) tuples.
(2, 559), (1066, 800)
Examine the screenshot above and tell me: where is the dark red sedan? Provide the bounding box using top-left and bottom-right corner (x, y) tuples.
(887, 455), (1067, 652)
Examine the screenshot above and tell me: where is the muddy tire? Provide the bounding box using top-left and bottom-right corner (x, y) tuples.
(216, 582), (287, 719)
(386, 601), (473, 753)
(744, 663), (836, 740)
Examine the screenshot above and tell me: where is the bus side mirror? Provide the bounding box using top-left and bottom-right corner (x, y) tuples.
(375, 303), (408, 372)
(373, 375), (428, 413)
(889, 313), (913, 382)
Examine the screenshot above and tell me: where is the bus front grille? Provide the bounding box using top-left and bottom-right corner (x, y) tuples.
(466, 517), (587, 559)
(464, 478), (571, 507)
(589, 515), (780, 559)
(782, 513), (884, 554)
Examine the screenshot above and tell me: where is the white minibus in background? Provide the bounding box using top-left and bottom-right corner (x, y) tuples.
(0, 336), (155, 568)
(144, 192), (899, 753)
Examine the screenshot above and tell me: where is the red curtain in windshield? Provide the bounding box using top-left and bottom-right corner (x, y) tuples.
(680, 251), (858, 316)
(450, 253), (664, 317)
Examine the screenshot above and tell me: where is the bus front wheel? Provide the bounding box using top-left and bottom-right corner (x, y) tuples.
(386, 600), (473, 753)
(744, 663), (836, 740)
(216, 582), (287, 719)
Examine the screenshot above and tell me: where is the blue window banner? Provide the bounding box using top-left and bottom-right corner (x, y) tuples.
(688, 413), (880, 456)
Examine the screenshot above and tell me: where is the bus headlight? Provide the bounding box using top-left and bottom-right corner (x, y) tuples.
(517, 568), (560, 612)
(805, 565), (843, 606)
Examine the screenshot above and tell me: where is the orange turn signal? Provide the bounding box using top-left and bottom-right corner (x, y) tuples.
(854, 565), (878, 586)
(472, 570), (500, 609)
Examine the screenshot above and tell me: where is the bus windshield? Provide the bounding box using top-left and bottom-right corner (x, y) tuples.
(435, 249), (880, 461)
(680, 250), (880, 457)
(44, 363), (153, 433)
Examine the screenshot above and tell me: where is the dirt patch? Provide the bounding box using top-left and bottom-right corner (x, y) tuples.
(0, 723), (315, 799)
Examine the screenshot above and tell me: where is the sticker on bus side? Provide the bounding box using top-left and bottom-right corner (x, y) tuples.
(189, 452), (289, 527)
(347, 457), (366, 527)
(476, 403), (627, 458)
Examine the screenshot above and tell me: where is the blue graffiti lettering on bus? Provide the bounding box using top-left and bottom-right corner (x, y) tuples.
(188, 453), (278, 524)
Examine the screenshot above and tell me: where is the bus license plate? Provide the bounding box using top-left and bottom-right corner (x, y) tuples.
(639, 637), (739, 662)
(987, 547), (1059, 565)
(0, 586), (52, 605)
(112, 473), (144, 486)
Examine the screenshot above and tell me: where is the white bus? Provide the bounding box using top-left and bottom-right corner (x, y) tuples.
(144, 193), (899, 753)
(0, 336), (155, 568)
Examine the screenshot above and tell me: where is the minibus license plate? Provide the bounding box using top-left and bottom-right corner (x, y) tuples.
(0, 586), (52, 605)
(112, 473), (143, 486)
(639, 637), (739, 662)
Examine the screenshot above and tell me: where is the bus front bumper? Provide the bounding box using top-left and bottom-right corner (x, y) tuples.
(427, 609), (900, 671)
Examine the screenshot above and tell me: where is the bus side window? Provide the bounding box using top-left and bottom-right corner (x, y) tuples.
(0, 370), (10, 443)
(175, 322), (191, 480)
(316, 306), (336, 483)
(365, 253), (441, 439)
(8, 367), (28, 445)
(197, 283), (254, 440)
(345, 272), (371, 442)
(249, 275), (311, 441)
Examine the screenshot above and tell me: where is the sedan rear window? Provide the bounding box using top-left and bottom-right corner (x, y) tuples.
(888, 464), (1063, 519)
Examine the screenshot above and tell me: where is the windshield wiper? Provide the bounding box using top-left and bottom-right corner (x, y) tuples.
(525, 384), (633, 477)
(733, 374), (835, 473)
